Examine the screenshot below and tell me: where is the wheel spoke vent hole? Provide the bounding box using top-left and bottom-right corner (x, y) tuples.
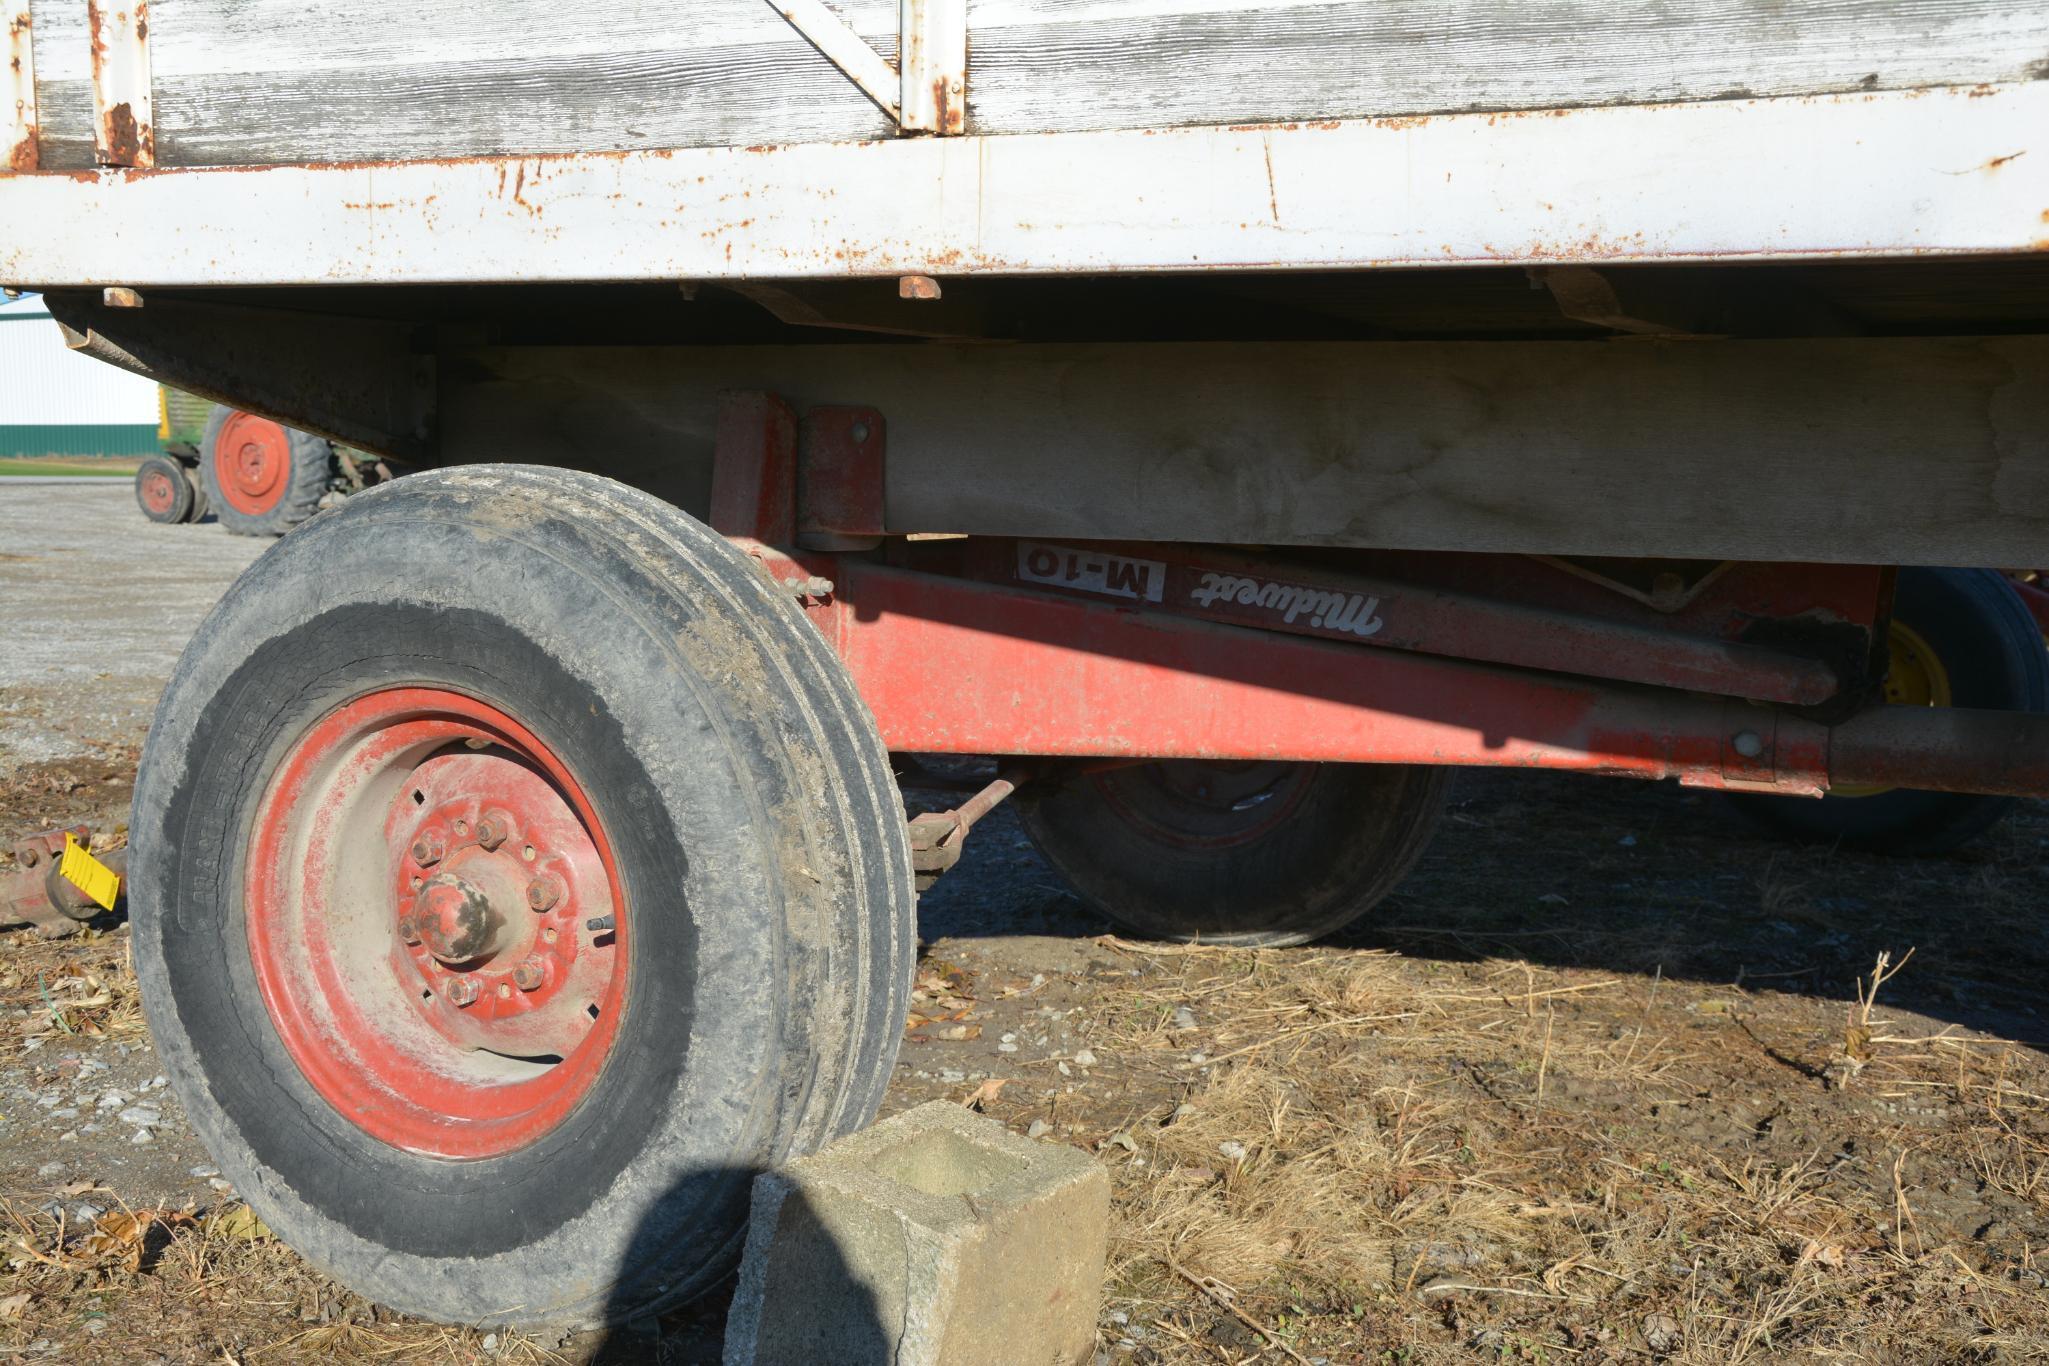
(411, 790), (426, 806)
(586, 1003), (601, 1021)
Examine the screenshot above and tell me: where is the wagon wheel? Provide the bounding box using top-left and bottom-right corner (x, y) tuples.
(1020, 760), (1449, 946)
(129, 466), (913, 1326)
(133, 454), (196, 524)
(198, 405), (335, 536)
(1731, 566), (2049, 854)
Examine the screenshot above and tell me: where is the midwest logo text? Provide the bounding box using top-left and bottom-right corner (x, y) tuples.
(1187, 573), (1385, 638)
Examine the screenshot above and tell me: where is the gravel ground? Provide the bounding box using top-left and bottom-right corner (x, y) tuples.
(0, 482), (263, 767)
(4, 481), (2049, 1364)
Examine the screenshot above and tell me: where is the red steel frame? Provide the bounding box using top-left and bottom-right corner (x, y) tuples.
(708, 393), (2049, 802)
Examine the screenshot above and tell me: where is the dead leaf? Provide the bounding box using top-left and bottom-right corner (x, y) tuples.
(961, 1078), (1010, 1111)
(1797, 1239), (1846, 1269)
(935, 1023), (981, 1042)
(58, 1179), (108, 1196)
(0, 1290), (29, 1318)
(205, 1203), (272, 1244)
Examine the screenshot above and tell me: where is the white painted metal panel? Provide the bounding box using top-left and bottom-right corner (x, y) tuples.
(0, 83), (2043, 287)
(0, 296), (158, 422)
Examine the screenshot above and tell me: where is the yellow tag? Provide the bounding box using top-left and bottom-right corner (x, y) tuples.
(59, 835), (122, 912)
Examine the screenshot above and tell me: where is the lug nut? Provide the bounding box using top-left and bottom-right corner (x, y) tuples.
(411, 830), (446, 866)
(525, 874), (562, 912)
(476, 810), (512, 851)
(513, 958), (545, 992)
(398, 915), (421, 945)
(445, 977), (480, 1007)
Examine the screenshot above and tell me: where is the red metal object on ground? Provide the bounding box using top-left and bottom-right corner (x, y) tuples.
(2, 826), (124, 936)
(211, 410), (296, 518)
(244, 687), (625, 1158)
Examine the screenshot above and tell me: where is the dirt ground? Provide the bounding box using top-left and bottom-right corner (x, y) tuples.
(5, 484), (2049, 1364)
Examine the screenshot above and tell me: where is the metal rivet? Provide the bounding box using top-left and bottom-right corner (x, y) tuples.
(1732, 730), (1765, 759)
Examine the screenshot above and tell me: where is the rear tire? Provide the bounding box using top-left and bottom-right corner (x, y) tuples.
(181, 461), (210, 522)
(1731, 567), (2049, 854)
(199, 405), (333, 537)
(130, 467), (914, 1326)
(1019, 760), (1448, 946)
(133, 454), (195, 524)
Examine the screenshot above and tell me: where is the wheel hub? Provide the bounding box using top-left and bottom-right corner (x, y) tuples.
(214, 413), (293, 516)
(245, 688), (627, 1158)
(139, 467), (178, 516)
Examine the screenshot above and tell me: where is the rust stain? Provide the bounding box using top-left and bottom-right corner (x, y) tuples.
(99, 101), (149, 168)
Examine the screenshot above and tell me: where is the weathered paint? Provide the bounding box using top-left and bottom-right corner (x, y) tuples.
(4, 10), (33, 172)
(2, 82), (2042, 286)
(86, 0), (153, 169)
(900, 0), (967, 134)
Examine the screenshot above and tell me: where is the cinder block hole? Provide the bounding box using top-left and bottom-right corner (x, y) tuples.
(870, 1129), (1028, 1198)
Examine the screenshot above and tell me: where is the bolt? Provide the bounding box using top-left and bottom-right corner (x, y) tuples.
(476, 810), (512, 851)
(497, 982), (514, 1000)
(850, 421), (871, 444)
(525, 875), (562, 913)
(1732, 730), (1766, 759)
(445, 977), (480, 1008)
(411, 829), (446, 866)
(18, 847), (37, 868)
(398, 915), (421, 945)
(513, 958), (545, 992)
(587, 914), (616, 934)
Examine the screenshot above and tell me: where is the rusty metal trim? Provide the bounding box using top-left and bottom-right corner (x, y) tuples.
(4, 9), (34, 172)
(900, 0), (966, 135)
(87, 0), (153, 169)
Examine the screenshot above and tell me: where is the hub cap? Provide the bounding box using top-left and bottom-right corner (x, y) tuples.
(1835, 621), (1953, 799)
(214, 412), (294, 517)
(246, 687), (627, 1158)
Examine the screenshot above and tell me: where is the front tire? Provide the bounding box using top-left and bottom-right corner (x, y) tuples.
(131, 467), (914, 1326)
(1732, 567), (2049, 854)
(1019, 760), (1448, 946)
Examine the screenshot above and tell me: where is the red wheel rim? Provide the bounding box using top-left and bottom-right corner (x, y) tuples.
(246, 688), (628, 1158)
(1092, 761), (1316, 851)
(138, 467), (179, 517)
(214, 413), (293, 517)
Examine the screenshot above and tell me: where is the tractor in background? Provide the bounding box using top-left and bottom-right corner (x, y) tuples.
(132, 399), (392, 536)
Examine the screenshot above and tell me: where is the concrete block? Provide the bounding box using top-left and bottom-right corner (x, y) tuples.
(723, 1100), (1110, 1366)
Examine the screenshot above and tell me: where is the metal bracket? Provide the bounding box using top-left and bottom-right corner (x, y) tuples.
(767, 0), (965, 134)
(907, 769), (1025, 891)
(87, 0), (153, 168)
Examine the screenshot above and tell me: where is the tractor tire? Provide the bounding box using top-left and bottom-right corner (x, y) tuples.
(1019, 760), (1449, 946)
(129, 466), (915, 1327)
(1732, 567), (2049, 854)
(181, 461), (210, 522)
(134, 454), (196, 524)
(198, 405), (333, 537)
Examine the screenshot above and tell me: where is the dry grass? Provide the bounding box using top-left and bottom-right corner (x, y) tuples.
(1079, 936), (2049, 1363)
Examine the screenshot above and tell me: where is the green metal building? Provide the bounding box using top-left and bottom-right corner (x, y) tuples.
(0, 293), (164, 457)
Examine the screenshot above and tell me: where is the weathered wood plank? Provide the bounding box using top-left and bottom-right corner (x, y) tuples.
(967, 0), (2049, 136)
(442, 335), (2049, 567)
(28, 0), (2049, 167)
